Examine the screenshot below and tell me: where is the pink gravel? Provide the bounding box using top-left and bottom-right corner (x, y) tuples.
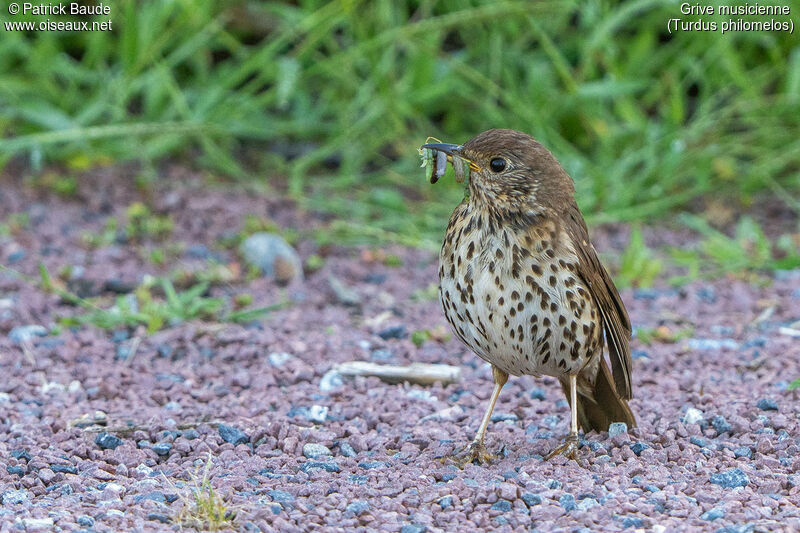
(0, 166), (798, 531)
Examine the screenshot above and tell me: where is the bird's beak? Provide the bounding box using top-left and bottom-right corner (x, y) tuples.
(420, 143), (462, 157)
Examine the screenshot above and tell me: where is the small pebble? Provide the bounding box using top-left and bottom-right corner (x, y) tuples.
(319, 370), (344, 392)
(491, 412), (518, 423)
(400, 526), (427, 533)
(491, 500), (512, 512)
(530, 388), (546, 400)
(621, 517), (643, 528)
(95, 432), (123, 450)
(701, 508), (725, 521)
(1, 489), (29, 504)
(521, 492), (541, 507)
(630, 442), (650, 456)
(682, 408), (704, 425)
(559, 493), (576, 512)
(346, 500), (370, 515)
(11, 449), (32, 462)
(733, 446), (753, 459)
(303, 443), (332, 459)
(439, 496), (453, 509)
(9, 325), (47, 344)
(152, 442), (172, 456)
(7, 465), (25, 476)
(300, 462), (340, 473)
(77, 516), (94, 527)
(358, 461), (388, 470)
(218, 424), (249, 445)
(608, 422), (628, 438)
(756, 398), (778, 411)
(307, 405), (329, 423)
(709, 468), (749, 489)
(269, 489), (294, 505)
(268, 352), (293, 366)
(688, 338), (738, 351)
(240, 233), (302, 284)
(377, 325), (407, 340)
(712, 415), (732, 434)
(690, 436), (708, 448)
(338, 442), (357, 457)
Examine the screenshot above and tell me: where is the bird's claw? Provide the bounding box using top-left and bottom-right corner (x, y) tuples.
(544, 434), (580, 462)
(454, 440), (494, 467)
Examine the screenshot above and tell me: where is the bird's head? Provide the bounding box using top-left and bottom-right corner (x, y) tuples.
(422, 129), (575, 218)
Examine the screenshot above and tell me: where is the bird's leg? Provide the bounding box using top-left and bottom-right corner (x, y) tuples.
(456, 366), (508, 466)
(545, 374), (580, 461)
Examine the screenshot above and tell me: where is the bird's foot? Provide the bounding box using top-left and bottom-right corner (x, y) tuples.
(544, 434), (580, 462)
(454, 440), (494, 467)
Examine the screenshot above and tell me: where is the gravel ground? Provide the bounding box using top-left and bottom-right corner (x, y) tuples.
(1, 167), (799, 532)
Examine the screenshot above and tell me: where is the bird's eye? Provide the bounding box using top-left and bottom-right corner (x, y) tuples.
(490, 158), (506, 173)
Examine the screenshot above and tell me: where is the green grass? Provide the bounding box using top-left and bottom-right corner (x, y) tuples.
(1, 0), (798, 249)
(612, 225), (663, 288)
(28, 263), (282, 333)
(170, 454), (237, 531)
(669, 214), (800, 283)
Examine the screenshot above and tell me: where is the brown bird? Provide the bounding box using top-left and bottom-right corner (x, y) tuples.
(422, 129), (635, 463)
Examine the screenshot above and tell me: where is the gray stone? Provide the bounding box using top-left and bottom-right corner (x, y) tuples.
(6, 465), (24, 476)
(377, 325), (407, 340)
(490, 413), (518, 422)
(358, 461), (388, 470)
(622, 517), (643, 528)
(15, 518), (54, 529)
(559, 493), (576, 511)
(133, 491), (172, 504)
(218, 424), (249, 445)
(439, 496), (453, 509)
(268, 352), (292, 366)
(682, 407), (704, 425)
(307, 405), (328, 423)
(328, 275), (360, 306)
(756, 398), (778, 411)
(577, 497), (599, 511)
(269, 490), (294, 505)
(300, 461), (339, 473)
(630, 442), (650, 456)
(95, 432), (123, 450)
(701, 508), (725, 521)
(709, 468), (749, 489)
(303, 443), (332, 459)
(491, 500), (512, 512)
(1, 489), (29, 504)
(152, 442), (172, 456)
(734, 447), (753, 459)
(319, 370), (343, 392)
(338, 442), (357, 457)
(240, 233), (302, 284)
(712, 415), (732, 434)
(346, 500), (370, 515)
(608, 422), (628, 437)
(400, 526), (427, 533)
(9, 325), (47, 344)
(688, 338), (738, 351)
(521, 492), (541, 506)
(77, 516), (94, 527)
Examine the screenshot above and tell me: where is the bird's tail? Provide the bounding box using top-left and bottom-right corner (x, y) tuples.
(559, 358), (636, 433)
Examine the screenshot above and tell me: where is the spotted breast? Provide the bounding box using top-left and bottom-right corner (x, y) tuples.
(438, 202), (602, 379)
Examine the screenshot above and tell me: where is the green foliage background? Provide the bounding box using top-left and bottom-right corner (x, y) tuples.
(1, 0), (798, 248)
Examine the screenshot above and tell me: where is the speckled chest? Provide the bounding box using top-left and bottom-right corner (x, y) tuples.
(438, 207), (601, 378)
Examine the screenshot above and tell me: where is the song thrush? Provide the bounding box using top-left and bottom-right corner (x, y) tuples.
(422, 129), (636, 463)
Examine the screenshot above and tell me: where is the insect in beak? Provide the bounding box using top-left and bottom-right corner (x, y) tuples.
(419, 142), (474, 184)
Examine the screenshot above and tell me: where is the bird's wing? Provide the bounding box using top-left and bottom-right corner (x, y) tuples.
(565, 204), (633, 399)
